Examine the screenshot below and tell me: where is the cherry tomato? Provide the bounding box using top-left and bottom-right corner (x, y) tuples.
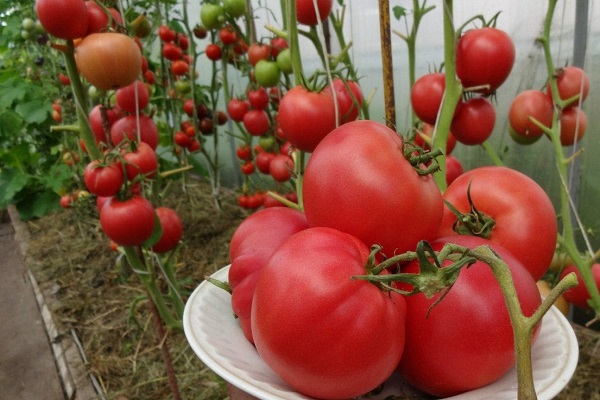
(205, 43), (222, 61)
(277, 86), (337, 152)
(240, 160), (255, 175)
(170, 60), (190, 76)
(451, 97), (496, 145)
(151, 207), (183, 253)
(36, 0), (88, 39)
(438, 166), (558, 281)
(110, 114), (159, 150)
(269, 154), (293, 182)
(115, 80), (150, 114)
(255, 151), (276, 174)
(411, 72), (445, 125)
(445, 154), (464, 185)
(303, 120), (443, 256)
(508, 90), (554, 139)
(456, 27), (515, 93)
(227, 98), (250, 122)
(59, 194), (73, 209)
(174, 131), (192, 148)
(247, 43), (271, 66)
(397, 235), (541, 398)
(252, 227), (406, 399)
(270, 37), (288, 57)
(162, 42), (183, 61)
(325, 78), (363, 124)
(219, 26), (237, 45)
(253, 60), (281, 88)
(122, 142), (158, 181)
(247, 87), (270, 110)
(296, 0), (333, 25)
(236, 144), (252, 160)
(413, 122), (456, 155)
(99, 196), (156, 247)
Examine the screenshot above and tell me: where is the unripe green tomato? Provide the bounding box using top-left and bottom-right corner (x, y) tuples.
(175, 80), (192, 94)
(223, 0), (247, 18)
(254, 60), (281, 88)
(201, 4), (226, 30)
(21, 30), (32, 40)
(35, 20), (46, 34)
(276, 48), (293, 74)
(22, 17), (36, 31)
(259, 135), (276, 152)
(88, 86), (104, 102)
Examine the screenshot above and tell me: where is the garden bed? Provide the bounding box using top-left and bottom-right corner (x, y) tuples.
(17, 178), (600, 400)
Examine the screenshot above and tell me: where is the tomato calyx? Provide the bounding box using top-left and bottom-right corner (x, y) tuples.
(444, 182), (497, 238)
(402, 140), (444, 176)
(356, 241), (475, 303)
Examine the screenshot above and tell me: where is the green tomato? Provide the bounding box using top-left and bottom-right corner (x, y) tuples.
(276, 48), (293, 74)
(22, 18), (36, 31)
(200, 4), (226, 30)
(223, 0), (247, 18)
(254, 60), (281, 88)
(175, 80), (192, 94)
(259, 135), (276, 152)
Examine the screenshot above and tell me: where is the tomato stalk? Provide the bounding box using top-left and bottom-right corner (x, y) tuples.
(355, 241), (579, 400)
(431, 0), (462, 192)
(378, 0), (395, 128)
(538, 0), (600, 317)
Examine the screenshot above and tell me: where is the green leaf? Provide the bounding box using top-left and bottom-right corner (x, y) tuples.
(393, 5), (408, 20)
(0, 169), (29, 207)
(15, 188), (61, 221)
(0, 77), (28, 108)
(15, 99), (50, 124)
(0, 109), (24, 137)
(188, 155), (209, 178)
(44, 164), (73, 194)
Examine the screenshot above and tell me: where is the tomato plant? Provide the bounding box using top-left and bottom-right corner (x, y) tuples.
(252, 227), (406, 399)
(548, 66), (590, 107)
(396, 235), (541, 398)
(508, 90), (554, 139)
(438, 166), (558, 281)
(303, 120), (443, 256)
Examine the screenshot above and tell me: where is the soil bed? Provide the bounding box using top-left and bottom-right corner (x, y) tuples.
(20, 177), (600, 400)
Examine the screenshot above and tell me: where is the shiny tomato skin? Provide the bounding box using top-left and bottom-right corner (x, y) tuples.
(83, 160), (123, 197)
(277, 86), (337, 152)
(559, 264), (600, 309)
(242, 109), (270, 136)
(269, 154), (293, 182)
(508, 90), (554, 139)
(115, 80), (150, 113)
(456, 27), (515, 93)
(151, 207), (183, 253)
(397, 235), (542, 398)
(411, 72), (445, 125)
(303, 120), (443, 256)
(444, 155), (464, 185)
(122, 142), (158, 181)
(110, 114), (159, 150)
(36, 0), (89, 39)
(227, 98), (250, 122)
(296, 0), (333, 25)
(414, 122), (457, 155)
(99, 196), (156, 247)
(558, 107), (587, 146)
(229, 207), (309, 343)
(438, 166), (557, 281)
(325, 78), (363, 124)
(252, 227), (406, 399)
(548, 66), (590, 107)
(450, 96), (496, 145)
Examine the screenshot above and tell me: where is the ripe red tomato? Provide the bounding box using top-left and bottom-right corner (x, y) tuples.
(174, 131), (192, 148)
(84, 160), (123, 197)
(89, 105), (122, 147)
(296, 0), (333, 25)
(158, 25), (177, 42)
(99, 196), (156, 247)
(270, 37), (288, 57)
(242, 109), (270, 136)
(303, 120), (443, 256)
(205, 43), (222, 61)
(219, 26), (237, 45)
(36, 0), (88, 39)
(255, 151), (276, 174)
(559, 264), (600, 308)
(151, 207), (183, 253)
(269, 154), (293, 182)
(236, 144), (252, 160)
(325, 78), (363, 124)
(548, 66), (590, 107)
(115, 80), (150, 114)
(445, 154), (464, 185)
(162, 42), (183, 61)
(438, 166), (558, 281)
(240, 160), (255, 175)
(228, 207), (308, 342)
(450, 97), (496, 145)
(227, 98), (250, 121)
(456, 27), (515, 93)
(397, 235), (541, 398)
(122, 142), (158, 181)
(75, 32), (142, 91)
(84, 1), (119, 35)
(252, 227), (406, 399)
(277, 86), (337, 152)
(411, 72), (445, 125)
(508, 90), (554, 139)
(247, 88), (270, 110)
(110, 114), (159, 150)
(59, 194), (73, 209)
(558, 106), (587, 146)
(247, 43), (271, 66)
(170, 60), (190, 76)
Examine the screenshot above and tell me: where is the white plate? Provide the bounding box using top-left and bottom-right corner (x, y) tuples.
(184, 265), (579, 400)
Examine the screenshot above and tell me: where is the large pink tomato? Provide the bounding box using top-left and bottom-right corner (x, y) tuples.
(303, 120), (443, 256)
(437, 166), (557, 281)
(252, 227), (406, 399)
(397, 235), (542, 398)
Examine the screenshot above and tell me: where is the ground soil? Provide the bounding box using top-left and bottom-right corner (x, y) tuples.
(20, 177), (600, 400)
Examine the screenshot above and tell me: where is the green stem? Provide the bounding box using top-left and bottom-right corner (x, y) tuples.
(287, 0), (304, 87)
(539, 0), (600, 316)
(62, 40), (102, 161)
(432, 0), (462, 192)
(481, 141), (504, 166)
